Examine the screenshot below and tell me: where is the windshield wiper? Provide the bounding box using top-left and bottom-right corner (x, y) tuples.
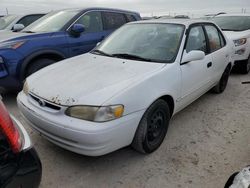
(111, 53), (152, 62)
(91, 49), (113, 57)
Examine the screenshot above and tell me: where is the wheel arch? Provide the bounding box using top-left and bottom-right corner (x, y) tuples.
(20, 50), (66, 80)
(227, 62), (232, 70)
(157, 95), (175, 117)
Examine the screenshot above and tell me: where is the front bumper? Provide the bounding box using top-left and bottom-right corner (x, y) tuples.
(17, 92), (144, 156)
(0, 51), (24, 91)
(0, 75), (22, 92)
(232, 44), (250, 62)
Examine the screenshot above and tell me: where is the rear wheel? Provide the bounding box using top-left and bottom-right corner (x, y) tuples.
(132, 99), (170, 154)
(212, 65), (231, 94)
(26, 58), (56, 78)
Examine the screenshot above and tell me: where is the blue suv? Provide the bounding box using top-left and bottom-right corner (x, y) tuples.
(0, 8), (141, 91)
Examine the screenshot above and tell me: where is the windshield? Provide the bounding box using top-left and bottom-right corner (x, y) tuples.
(23, 10), (80, 33)
(94, 23), (184, 63)
(0, 15), (17, 30)
(213, 16), (250, 31)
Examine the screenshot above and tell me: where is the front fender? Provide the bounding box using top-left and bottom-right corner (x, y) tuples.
(103, 63), (181, 116)
(19, 49), (66, 80)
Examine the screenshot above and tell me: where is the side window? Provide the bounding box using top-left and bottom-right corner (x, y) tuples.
(102, 12), (127, 30)
(17, 15), (43, 27)
(186, 26), (207, 53)
(126, 14), (137, 22)
(205, 25), (222, 52)
(75, 11), (103, 33)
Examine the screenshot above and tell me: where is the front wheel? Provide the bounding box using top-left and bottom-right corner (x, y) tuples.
(132, 99), (170, 154)
(212, 65), (231, 94)
(26, 58), (56, 78)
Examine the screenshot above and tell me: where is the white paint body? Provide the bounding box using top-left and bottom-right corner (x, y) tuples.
(217, 14), (250, 63)
(17, 19), (233, 156)
(230, 167), (250, 188)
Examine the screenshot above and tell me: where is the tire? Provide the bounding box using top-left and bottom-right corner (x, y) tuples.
(240, 57), (250, 74)
(132, 99), (170, 154)
(26, 58), (56, 78)
(212, 65), (231, 94)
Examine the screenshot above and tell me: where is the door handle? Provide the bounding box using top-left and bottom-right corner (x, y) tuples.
(207, 62), (212, 68)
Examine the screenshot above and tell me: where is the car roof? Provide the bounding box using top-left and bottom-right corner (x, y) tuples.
(55, 7), (140, 15)
(216, 13), (250, 17)
(131, 18), (214, 27)
(2, 13), (45, 19)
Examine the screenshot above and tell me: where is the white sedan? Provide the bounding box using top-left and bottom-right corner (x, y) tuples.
(18, 19), (233, 156)
(213, 14), (250, 74)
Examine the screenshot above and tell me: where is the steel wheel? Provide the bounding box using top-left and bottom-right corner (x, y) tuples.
(132, 99), (170, 154)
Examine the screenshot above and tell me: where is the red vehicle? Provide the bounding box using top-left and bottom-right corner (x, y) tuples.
(0, 95), (41, 188)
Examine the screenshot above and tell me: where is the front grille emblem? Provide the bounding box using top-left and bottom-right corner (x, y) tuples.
(38, 99), (46, 107)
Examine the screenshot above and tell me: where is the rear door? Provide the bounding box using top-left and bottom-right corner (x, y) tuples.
(180, 25), (213, 106)
(204, 24), (229, 83)
(67, 11), (106, 56)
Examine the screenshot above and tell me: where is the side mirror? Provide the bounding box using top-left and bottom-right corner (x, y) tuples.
(70, 24), (85, 37)
(13, 24), (25, 32)
(181, 50), (205, 64)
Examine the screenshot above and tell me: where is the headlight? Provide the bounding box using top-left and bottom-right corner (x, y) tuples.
(234, 38), (247, 47)
(23, 81), (29, 95)
(0, 41), (26, 50)
(65, 105), (124, 122)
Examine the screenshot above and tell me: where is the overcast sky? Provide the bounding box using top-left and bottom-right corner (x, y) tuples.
(0, 0), (250, 17)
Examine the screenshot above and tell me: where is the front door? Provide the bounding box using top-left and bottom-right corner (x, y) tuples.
(180, 25), (213, 107)
(67, 11), (107, 57)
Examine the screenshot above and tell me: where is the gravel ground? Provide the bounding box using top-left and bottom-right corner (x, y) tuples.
(3, 73), (250, 188)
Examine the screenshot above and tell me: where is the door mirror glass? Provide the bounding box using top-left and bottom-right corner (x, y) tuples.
(70, 24), (85, 36)
(12, 24), (25, 32)
(182, 50), (205, 64)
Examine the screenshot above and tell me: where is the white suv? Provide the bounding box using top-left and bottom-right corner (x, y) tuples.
(213, 14), (250, 74)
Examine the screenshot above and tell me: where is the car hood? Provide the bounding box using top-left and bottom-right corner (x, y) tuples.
(0, 31), (33, 42)
(0, 31), (55, 43)
(27, 53), (165, 106)
(223, 30), (250, 40)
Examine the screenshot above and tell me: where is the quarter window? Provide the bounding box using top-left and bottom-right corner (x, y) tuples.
(205, 25), (223, 52)
(75, 11), (103, 33)
(102, 12), (127, 30)
(186, 26), (207, 53)
(219, 32), (226, 48)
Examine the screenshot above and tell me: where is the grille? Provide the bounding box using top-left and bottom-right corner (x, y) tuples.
(29, 94), (61, 111)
